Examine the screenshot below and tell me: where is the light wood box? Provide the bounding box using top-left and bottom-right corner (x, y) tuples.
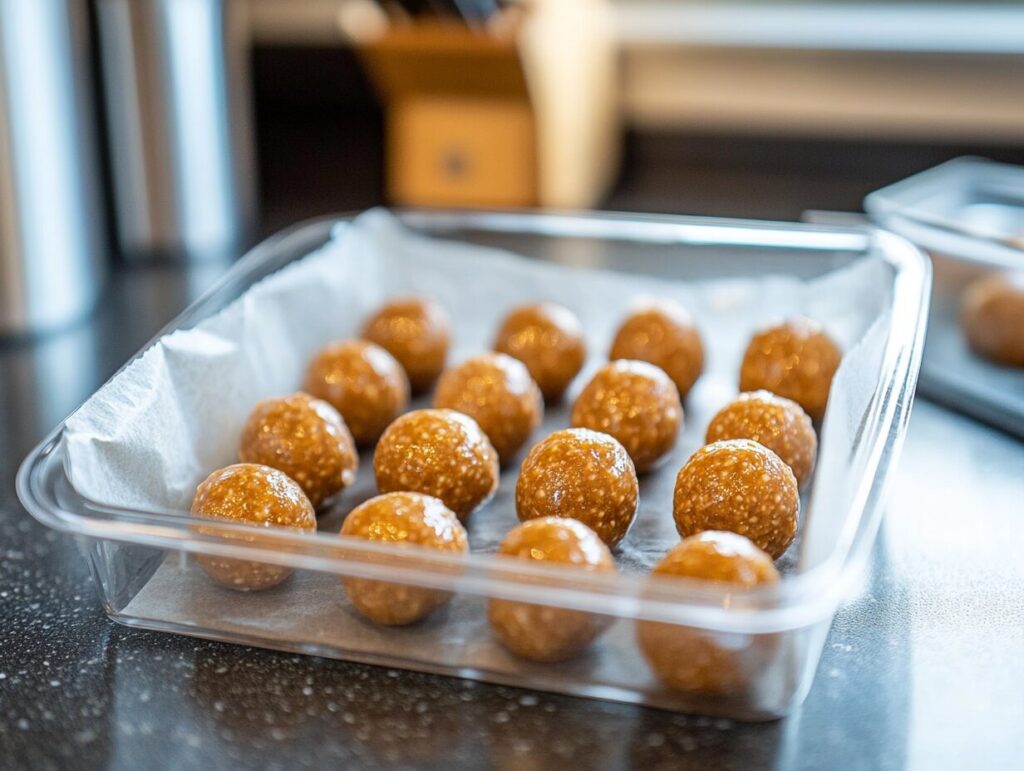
(358, 1), (619, 209)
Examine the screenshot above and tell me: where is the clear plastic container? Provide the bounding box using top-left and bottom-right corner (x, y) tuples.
(865, 157), (1024, 437)
(17, 210), (929, 721)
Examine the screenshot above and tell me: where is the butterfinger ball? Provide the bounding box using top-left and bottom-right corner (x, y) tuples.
(361, 296), (451, 393)
(610, 301), (705, 399)
(571, 360), (682, 473)
(705, 390), (817, 488)
(673, 439), (799, 559)
(493, 303), (586, 402)
(374, 408), (499, 522)
(239, 392), (358, 508)
(962, 271), (1024, 367)
(515, 428), (638, 548)
(433, 353), (543, 466)
(191, 463), (316, 591)
(637, 531), (780, 696)
(340, 492), (468, 626)
(739, 318), (841, 422)
(304, 339), (409, 447)
(489, 518), (616, 663)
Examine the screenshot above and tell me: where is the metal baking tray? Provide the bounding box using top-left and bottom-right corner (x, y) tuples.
(17, 210), (929, 721)
(864, 157), (1024, 437)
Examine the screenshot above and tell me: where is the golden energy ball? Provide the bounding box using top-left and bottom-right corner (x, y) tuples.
(705, 390), (817, 489)
(739, 318), (842, 423)
(515, 428), (638, 548)
(433, 353), (543, 466)
(374, 408), (499, 522)
(570, 360), (682, 473)
(636, 531), (780, 696)
(191, 463), (316, 591)
(488, 517), (616, 663)
(340, 492), (468, 626)
(962, 271), (1024, 367)
(673, 439), (799, 559)
(493, 302), (586, 402)
(361, 296), (451, 393)
(238, 392), (358, 508)
(609, 301), (705, 399)
(304, 339), (409, 447)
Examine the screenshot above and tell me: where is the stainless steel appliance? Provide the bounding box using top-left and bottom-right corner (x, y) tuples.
(0, 0), (106, 336)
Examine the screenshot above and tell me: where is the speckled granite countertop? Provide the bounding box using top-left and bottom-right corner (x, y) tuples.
(2, 261), (1022, 770)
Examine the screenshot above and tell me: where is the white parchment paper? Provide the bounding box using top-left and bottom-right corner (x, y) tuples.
(62, 210), (893, 686)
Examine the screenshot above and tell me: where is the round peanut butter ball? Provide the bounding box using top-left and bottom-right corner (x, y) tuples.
(739, 318), (841, 423)
(705, 390), (817, 488)
(361, 296), (451, 393)
(488, 517), (616, 663)
(610, 301), (704, 399)
(304, 339), (409, 447)
(515, 428), (638, 548)
(238, 392), (358, 508)
(374, 408), (499, 522)
(962, 271), (1024, 367)
(191, 463), (316, 591)
(340, 492), (468, 626)
(571, 360), (682, 473)
(673, 439), (799, 559)
(637, 531), (780, 696)
(433, 353), (543, 466)
(493, 303), (586, 402)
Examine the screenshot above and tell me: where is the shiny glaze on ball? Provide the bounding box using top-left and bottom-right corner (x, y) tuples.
(373, 408), (499, 522)
(610, 301), (704, 399)
(361, 296), (451, 393)
(637, 531), (780, 695)
(304, 339), (409, 447)
(515, 428), (638, 547)
(191, 463), (316, 591)
(705, 390), (817, 488)
(493, 302), (586, 402)
(570, 359), (682, 473)
(673, 439), (799, 559)
(739, 318), (841, 423)
(488, 517), (616, 663)
(340, 492), (468, 626)
(238, 392), (358, 508)
(962, 271), (1024, 367)
(433, 353), (543, 466)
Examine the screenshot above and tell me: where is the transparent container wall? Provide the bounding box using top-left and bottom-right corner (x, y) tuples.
(85, 535), (829, 720)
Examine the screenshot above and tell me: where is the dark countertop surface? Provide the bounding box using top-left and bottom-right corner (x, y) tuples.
(2, 255), (1023, 771)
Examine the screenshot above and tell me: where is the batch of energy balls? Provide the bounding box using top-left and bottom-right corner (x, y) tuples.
(191, 294), (841, 686)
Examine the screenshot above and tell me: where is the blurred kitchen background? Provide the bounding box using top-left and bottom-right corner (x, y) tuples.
(3, 0), (1024, 339)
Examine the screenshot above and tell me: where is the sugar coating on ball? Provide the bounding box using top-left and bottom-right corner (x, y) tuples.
(304, 339), (409, 447)
(637, 531), (780, 695)
(571, 359), (682, 474)
(493, 302), (586, 402)
(610, 301), (704, 399)
(962, 271), (1024, 367)
(238, 392), (358, 508)
(433, 353), (543, 466)
(361, 296), (451, 393)
(515, 428), (638, 547)
(340, 492), (468, 626)
(191, 463), (316, 591)
(488, 517), (616, 663)
(739, 318), (841, 423)
(673, 439), (799, 559)
(705, 390), (817, 488)
(374, 408), (499, 522)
